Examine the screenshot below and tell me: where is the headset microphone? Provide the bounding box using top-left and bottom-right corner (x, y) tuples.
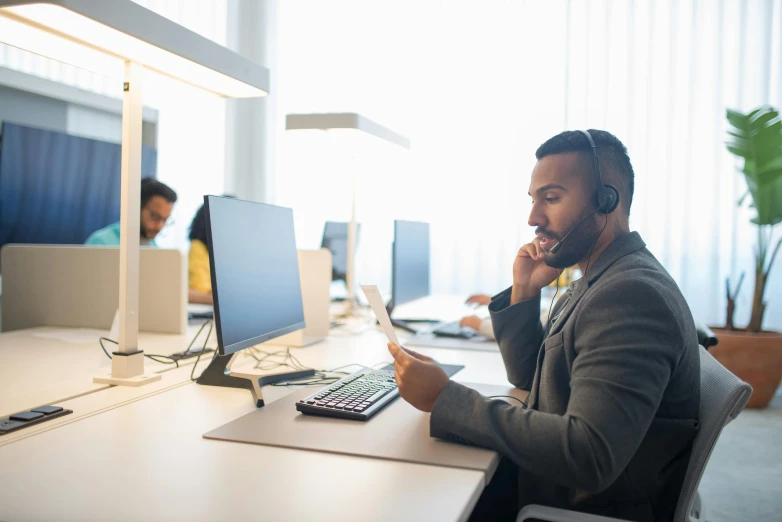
(549, 130), (621, 256)
(549, 208), (600, 255)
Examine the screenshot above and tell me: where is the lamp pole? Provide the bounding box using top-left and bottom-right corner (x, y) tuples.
(97, 60), (161, 386)
(346, 153), (358, 316)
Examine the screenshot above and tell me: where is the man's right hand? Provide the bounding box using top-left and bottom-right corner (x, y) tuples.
(511, 238), (563, 305)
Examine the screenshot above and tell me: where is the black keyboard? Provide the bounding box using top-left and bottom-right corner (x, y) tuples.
(431, 320), (479, 339)
(295, 369), (398, 421)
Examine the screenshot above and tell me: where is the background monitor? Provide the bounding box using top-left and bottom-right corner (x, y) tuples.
(392, 220), (430, 308)
(320, 221), (361, 281)
(205, 196), (305, 355)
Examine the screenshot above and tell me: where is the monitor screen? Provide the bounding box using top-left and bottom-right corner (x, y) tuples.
(392, 220), (430, 307)
(320, 221), (361, 281)
(205, 196), (305, 355)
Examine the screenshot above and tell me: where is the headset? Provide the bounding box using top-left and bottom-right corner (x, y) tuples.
(579, 129), (619, 215)
(549, 130), (620, 255)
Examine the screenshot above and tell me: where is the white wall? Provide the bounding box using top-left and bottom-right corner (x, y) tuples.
(275, 0), (782, 330)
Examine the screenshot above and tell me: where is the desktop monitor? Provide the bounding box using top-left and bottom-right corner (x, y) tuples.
(205, 196), (306, 355)
(320, 221), (361, 281)
(392, 220), (430, 308)
(198, 196), (314, 407)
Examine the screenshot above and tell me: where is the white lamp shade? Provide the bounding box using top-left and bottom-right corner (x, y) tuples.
(0, 0), (269, 98)
(286, 113), (411, 149)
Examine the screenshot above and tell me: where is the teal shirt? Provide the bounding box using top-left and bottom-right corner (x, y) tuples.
(84, 221), (157, 247)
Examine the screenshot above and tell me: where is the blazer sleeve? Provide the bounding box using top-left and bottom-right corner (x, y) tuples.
(488, 287), (544, 390)
(431, 279), (684, 493)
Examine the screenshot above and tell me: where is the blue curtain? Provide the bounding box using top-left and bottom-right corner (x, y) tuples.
(0, 121), (157, 250)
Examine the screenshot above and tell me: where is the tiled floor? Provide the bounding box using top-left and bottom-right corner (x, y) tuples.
(699, 393), (782, 521)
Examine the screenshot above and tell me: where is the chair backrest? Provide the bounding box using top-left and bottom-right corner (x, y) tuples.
(674, 346), (752, 522)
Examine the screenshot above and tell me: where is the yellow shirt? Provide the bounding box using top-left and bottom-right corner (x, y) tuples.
(189, 239), (212, 293)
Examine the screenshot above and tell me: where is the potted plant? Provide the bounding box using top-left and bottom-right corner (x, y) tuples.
(711, 106), (782, 408)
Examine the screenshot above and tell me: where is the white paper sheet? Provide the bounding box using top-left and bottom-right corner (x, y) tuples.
(360, 284), (400, 346)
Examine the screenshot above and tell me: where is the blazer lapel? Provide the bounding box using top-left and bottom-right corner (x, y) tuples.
(527, 282), (587, 410)
(527, 232), (648, 410)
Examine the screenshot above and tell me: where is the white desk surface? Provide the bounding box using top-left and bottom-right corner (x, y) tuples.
(0, 323), (519, 522)
(0, 320), (521, 521)
(0, 322), (216, 418)
(0, 319), (515, 441)
(0, 380), (487, 522)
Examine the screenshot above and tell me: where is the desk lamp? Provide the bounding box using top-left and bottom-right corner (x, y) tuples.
(0, 0), (269, 386)
(285, 113), (410, 316)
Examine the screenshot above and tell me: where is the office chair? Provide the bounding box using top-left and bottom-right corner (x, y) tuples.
(696, 322), (719, 350)
(516, 346), (752, 522)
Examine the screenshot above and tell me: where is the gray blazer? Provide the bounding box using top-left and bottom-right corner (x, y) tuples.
(430, 232), (700, 522)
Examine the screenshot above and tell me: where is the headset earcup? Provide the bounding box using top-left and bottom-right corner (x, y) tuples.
(599, 184), (620, 214)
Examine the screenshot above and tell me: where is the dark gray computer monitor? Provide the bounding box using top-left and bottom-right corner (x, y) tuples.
(392, 220), (430, 308)
(320, 221), (361, 282)
(205, 196), (306, 355)
(198, 196), (313, 407)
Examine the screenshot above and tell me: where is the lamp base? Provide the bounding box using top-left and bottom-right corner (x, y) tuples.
(93, 373), (162, 386)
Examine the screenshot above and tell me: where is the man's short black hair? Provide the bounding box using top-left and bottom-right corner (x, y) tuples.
(535, 129), (635, 215)
(140, 177), (177, 208)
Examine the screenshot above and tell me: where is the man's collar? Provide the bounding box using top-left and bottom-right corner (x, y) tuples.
(584, 231), (646, 285)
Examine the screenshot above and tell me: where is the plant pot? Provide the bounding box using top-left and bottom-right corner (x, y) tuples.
(709, 328), (782, 408)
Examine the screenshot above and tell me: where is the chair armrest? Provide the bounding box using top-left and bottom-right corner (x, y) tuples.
(695, 322), (718, 349)
(517, 504), (628, 522)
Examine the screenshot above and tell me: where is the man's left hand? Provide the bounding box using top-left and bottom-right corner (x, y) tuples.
(388, 343), (449, 412)
(460, 315), (482, 330)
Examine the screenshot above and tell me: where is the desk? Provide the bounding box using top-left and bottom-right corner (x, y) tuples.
(0, 323), (216, 419)
(0, 325), (524, 521)
(0, 381), (488, 522)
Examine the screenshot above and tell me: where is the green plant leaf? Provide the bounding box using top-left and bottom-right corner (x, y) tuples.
(727, 107), (782, 227)
(749, 109), (779, 128)
(727, 145), (751, 159)
(727, 109), (750, 131)
(758, 167), (782, 185)
(742, 159), (756, 178)
(759, 156), (782, 172)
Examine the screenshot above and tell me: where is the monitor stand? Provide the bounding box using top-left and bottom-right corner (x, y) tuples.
(196, 352), (315, 407)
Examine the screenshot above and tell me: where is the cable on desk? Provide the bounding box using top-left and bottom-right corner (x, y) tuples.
(245, 347), (338, 386)
(247, 347), (309, 372)
(189, 320), (215, 381)
(267, 360), (396, 388)
(98, 337), (180, 367)
(323, 362), (372, 374)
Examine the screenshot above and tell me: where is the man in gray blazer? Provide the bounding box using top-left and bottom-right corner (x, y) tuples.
(388, 130), (700, 522)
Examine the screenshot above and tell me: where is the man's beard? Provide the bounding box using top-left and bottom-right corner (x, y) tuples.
(542, 211), (600, 269)
(140, 224), (153, 240)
